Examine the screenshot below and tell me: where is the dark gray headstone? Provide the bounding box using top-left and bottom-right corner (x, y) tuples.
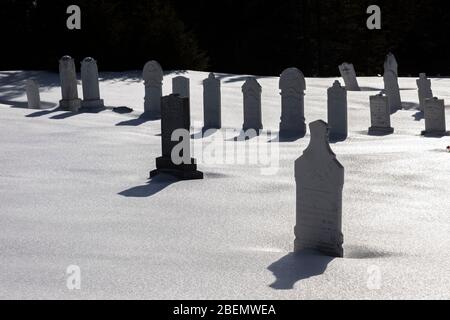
(279, 68), (306, 137)
(26, 80), (41, 109)
(150, 94), (203, 180)
(383, 70), (402, 113)
(327, 80), (348, 141)
(143, 60), (163, 118)
(81, 57), (104, 109)
(59, 55), (82, 112)
(338, 63), (360, 91)
(384, 52), (398, 76)
(203, 73), (221, 129)
(294, 120), (344, 258)
(172, 76), (190, 98)
(242, 78), (263, 131)
(422, 97), (447, 136)
(417, 73), (433, 112)
(369, 92), (394, 135)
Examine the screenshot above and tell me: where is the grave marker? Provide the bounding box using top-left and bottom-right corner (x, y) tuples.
(383, 70), (402, 113)
(422, 97), (447, 136)
(26, 80), (41, 109)
(203, 73), (221, 129)
(81, 57), (104, 109)
(279, 68), (306, 137)
(327, 80), (348, 141)
(242, 78), (263, 132)
(338, 63), (360, 91)
(59, 55), (82, 112)
(172, 76), (190, 98)
(143, 60), (163, 118)
(368, 92), (394, 135)
(417, 73), (433, 112)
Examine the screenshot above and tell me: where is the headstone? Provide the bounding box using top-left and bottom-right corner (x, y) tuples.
(279, 68), (306, 137)
(384, 52), (398, 76)
(327, 80), (348, 141)
(421, 97), (447, 136)
(81, 57), (104, 109)
(383, 70), (402, 112)
(338, 63), (360, 91)
(368, 92), (394, 135)
(150, 94), (203, 180)
(172, 76), (190, 98)
(417, 73), (433, 112)
(26, 80), (41, 109)
(59, 55), (82, 112)
(203, 73), (221, 129)
(242, 78), (263, 132)
(294, 120), (344, 258)
(143, 60), (163, 118)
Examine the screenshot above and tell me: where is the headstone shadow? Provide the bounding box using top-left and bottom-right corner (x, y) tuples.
(116, 113), (159, 126)
(191, 128), (219, 140)
(359, 87), (382, 92)
(118, 174), (179, 198)
(268, 132), (305, 143)
(268, 250), (335, 290)
(230, 130), (260, 141)
(413, 111), (424, 121)
(50, 106), (106, 120)
(26, 106), (61, 118)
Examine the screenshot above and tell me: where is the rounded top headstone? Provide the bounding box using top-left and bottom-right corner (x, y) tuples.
(143, 60), (163, 83)
(279, 67), (306, 91)
(82, 57), (96, 63)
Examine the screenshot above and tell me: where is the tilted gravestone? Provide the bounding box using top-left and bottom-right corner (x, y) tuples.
(422, 97), (447, 136)
(26, 80), (41, 109)
(203, 73), (221, 129)
(338, 63), (360, 91)
(150, 94), (203, 180)
(294, 120), (344, 258)
(327, 80), (348, 141)
(242, 78), (263, 132)
(368, 92), (394, 135)
(279, 68), (306, 137)
(384, 52), (398, 76)
(81, 57), (104, 109)
(172, 76), (190, 98)
(417, 73), (433, 112)
(383, 70), (402, 113)
(59, 55), (82, 112)
(143, 60), (163, 118)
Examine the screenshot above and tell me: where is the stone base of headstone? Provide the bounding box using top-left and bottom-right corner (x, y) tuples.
(368, 126), (394, 135)
(421, 130), (448, 137)
(294, 235), (344, 258)
(150, 157), (203, 180)
(82, 99), (104, 109)
(279, 123), (306, 138)
(59, 99), (82, 112)
(329, 133), (348, 142)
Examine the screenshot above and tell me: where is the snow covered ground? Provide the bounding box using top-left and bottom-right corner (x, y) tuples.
(0, 70), (449, 300)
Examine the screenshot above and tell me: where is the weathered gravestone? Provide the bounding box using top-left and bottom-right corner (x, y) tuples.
(279, 68), (306, 137)
(150, 94), (203, 180)
(294, 120), (344, 258)
(172, 76), (190, 98)
(81, 57), (104, 109)
(338, 63), (360, 91)
(143, 60), (163, 118)
(242, 78), (263, 132)
(327, 80), (348, 141)
(203, 73), (221, 129)
(421, 97), (447, 136)
(384, 52), (398, 76)
(59, 55), (82, 112)
(368, 92), (394, 135)
(383, 70), (402, 113)
(26, 80), (41, 109)
(417, 73), (433, 112)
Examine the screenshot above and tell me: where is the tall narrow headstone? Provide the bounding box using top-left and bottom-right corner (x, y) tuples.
(338, 63), (360, 91)
(26, 80), (41, 109)
(81, 57), (104, 109)
(384, 52), (398, 76)
(150, 94), (203, 180)
(203, 73), (221, 129)
(59, 55), (82, 112)
(383, 70), (402, 113)
(294, 120), (344, 258)
(327, 81), (348, 141)
(422, 97), (447, 136)
(172, 76), (190, 98)
(417, 73), (433, 112)
(242, 78), (263, 132)
(368, 92), (394, 135)
(279, 68), (306, 137)
(143, 60), (163, 118)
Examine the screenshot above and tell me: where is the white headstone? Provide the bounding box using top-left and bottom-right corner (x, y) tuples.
(417, 73), (433, 112)
(294, 120), (344, 258)
(338, 63), (360, 91)
(143, 60), (163, 118)
(422, 97), (447, 136)
(384, 52), (398, 76)
(59, 55), (82, 112)
(242, 78), (263, 131)
(327, 80), (348, 141)
(26, 80), (41, 109)
(383, 70), (402, 113)
(172, 76), (190, 98)
(203, 73), (221, 129)
(81, 57), (104, 109)
(279, 68), (306, 136)
(368, 92), (394, 135)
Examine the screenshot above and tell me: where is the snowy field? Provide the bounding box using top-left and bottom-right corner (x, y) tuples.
(0, 70), (449, 300)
